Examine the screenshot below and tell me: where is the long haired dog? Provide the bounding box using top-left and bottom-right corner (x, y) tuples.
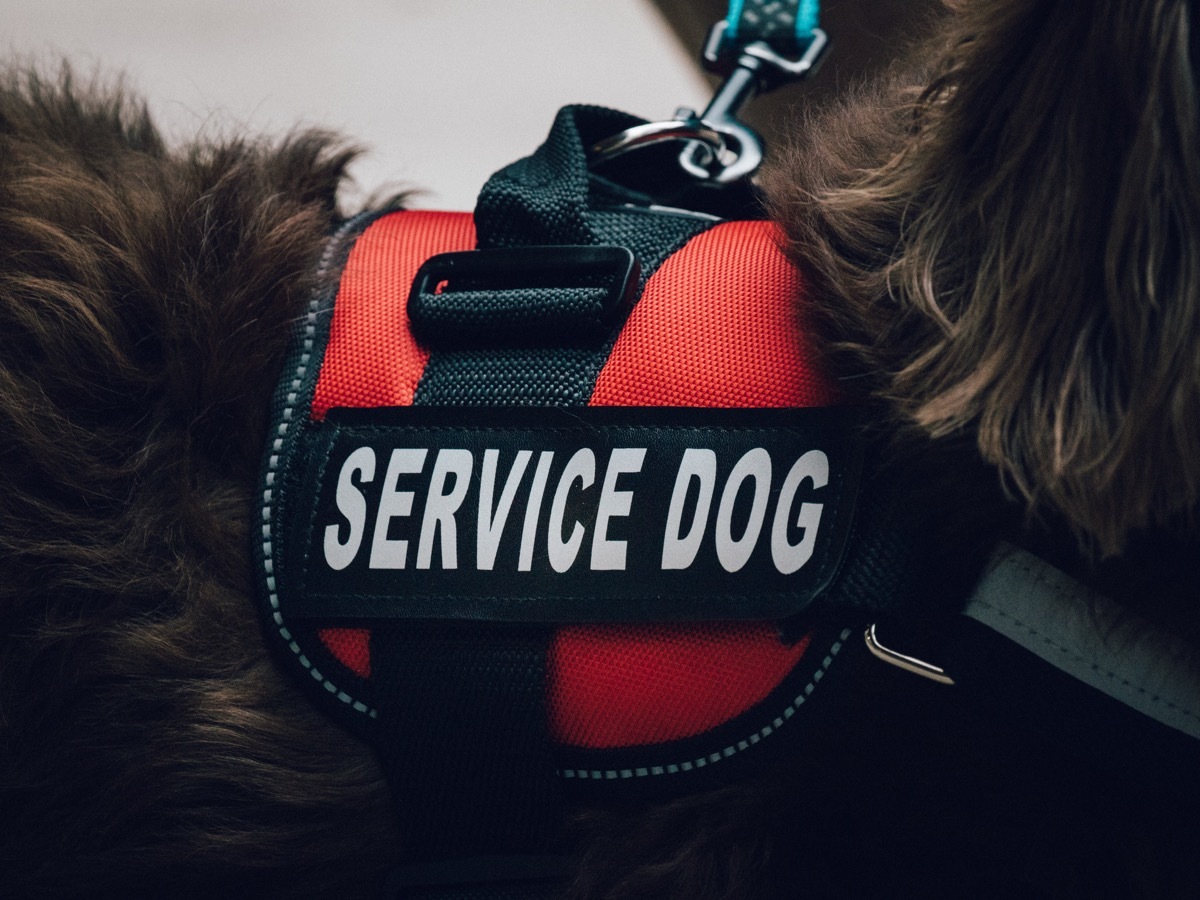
(3, 0), (1199, 896)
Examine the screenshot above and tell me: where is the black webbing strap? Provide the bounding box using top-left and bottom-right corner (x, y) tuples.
(373, 626), (558, 858)
(384, 855), (571, 900)
(371, 106), (716, 886)
(414, 106), (712, 407)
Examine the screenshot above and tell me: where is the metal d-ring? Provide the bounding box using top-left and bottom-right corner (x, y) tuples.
(864, 623), (956, 686)
(586, 118), (726, 171)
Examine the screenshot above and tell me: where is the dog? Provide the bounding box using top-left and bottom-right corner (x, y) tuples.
(2, 0), (1198, 896)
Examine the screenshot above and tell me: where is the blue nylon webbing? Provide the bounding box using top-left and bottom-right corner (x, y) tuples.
(725, 0), (819, 46)
(797, 0), (819, 39)
(726, 0), (747, 39)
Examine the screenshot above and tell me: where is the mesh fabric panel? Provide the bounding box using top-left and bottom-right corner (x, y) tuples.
(311, 210), (476, 418)
(590, 220), (836, 409)
(543, 219), (838, 750)
(317, 627), (371, 679)
(549, 624), (810, 749)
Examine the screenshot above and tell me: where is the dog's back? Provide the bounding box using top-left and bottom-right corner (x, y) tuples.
(3, 0), (1200, 892)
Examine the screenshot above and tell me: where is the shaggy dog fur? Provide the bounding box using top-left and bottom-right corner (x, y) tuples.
(1, 0), (1198, 896)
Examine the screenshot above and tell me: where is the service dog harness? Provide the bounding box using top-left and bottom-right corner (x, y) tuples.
(254, 5), (1200, 896)
(256, 99), (871, 870)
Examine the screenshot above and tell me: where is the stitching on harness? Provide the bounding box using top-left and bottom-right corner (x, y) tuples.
(261, 216), (379, 720)
(975, 560), (1200, 725)
(557, 627), (852, 781)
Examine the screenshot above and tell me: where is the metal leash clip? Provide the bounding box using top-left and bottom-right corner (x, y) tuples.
(588, 20), (828, 184)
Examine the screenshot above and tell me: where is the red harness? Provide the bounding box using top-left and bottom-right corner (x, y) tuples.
(285, 208), (854, 758)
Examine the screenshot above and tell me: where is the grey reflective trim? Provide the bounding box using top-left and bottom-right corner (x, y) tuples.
(964, 544), (1200, 741)
(260, 214), (380, 721)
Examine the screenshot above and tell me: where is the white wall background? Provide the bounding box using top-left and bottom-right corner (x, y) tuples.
(2, 0), (710, 209)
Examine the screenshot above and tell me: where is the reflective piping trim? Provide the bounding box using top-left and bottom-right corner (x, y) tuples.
(261, 214), (379, 721)
(963, 544), (1200, 741)
(557, 628), (852, 780)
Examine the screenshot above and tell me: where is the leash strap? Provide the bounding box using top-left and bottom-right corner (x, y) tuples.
(725, 0), (819, 51)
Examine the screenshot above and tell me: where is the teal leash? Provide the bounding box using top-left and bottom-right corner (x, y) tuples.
(724, 0), (821, 52)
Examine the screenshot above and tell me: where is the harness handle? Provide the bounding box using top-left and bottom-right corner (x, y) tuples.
(589, 0), (828, 184)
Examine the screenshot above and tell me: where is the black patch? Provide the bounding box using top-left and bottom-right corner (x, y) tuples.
(285, 406), (862, 623)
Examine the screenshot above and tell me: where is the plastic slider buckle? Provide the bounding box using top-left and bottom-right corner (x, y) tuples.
(410, 245), (639, 323)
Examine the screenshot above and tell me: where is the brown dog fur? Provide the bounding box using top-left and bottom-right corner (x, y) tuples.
(0, 68), (407, 896)
(2, 0), (1198, 894)
(763, 0), (1200, 639)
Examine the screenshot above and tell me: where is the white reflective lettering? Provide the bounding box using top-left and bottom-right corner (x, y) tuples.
(715, 448), (771, 573)
(661, 448), (717, 570)
(548, 448), (595, 573)
(416, 449), (473, 570)
(590, 448), (646, 571)
(771, 450), (828, 574)
(477, 449), (532, 571)
(368, 449), (428, 569)
(518, 451), (555, 572)
(323, 446), (376, 571)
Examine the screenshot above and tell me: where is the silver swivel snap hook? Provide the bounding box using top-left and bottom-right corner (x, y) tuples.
(586, 112), (727, 171)
(678, 23), (828, 184)
(587, 21), (828, 184)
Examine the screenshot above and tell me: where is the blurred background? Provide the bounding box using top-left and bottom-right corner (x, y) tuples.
(2, 0), (941, 209)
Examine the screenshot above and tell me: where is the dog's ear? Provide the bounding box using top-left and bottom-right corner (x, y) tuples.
(765, 0), (1200, 556)
(167, 130), (365, 470)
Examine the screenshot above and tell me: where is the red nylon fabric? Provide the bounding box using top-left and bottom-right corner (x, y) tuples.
(314, 211), (475, 673)
(310, 213), (838, 751)
(549, 221), (835, 750)
(590, 220), (836, 409)
(548, 625), (811, 749)
(318, 627), (371, 679)
(311, 210), (476, 419)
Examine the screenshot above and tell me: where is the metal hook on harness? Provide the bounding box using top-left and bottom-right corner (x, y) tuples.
(586, 113), (726, 170)
(679, 22), (828, 184)
(864, 623), (956, 686)
(587, 18), (828, 185)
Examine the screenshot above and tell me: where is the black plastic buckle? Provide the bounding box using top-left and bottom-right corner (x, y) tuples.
(408, 245), (640, 348)
(383, 854), (572, 899)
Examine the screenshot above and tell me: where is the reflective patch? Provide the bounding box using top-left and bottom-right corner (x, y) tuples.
(283, 406), (862, 623)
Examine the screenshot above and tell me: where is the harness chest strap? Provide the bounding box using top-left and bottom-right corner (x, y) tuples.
(957, 543), (1200, 743)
